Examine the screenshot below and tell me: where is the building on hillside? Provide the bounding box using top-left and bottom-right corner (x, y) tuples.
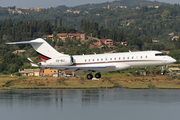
(103, 4), (110, 9)
(89, 39), (114, 49)
(56, 33), (87, 41)
(168, 68), (180, 73)
(95, 39), (113, 46)
(20, 69), (40, 76)
(172, 36), (179, 41)
(169, 32), (174, 37)
(13, 50), (26, 55)
(40, 69), (59, 76)
(34, 7), (42, 12)
(119, 6), (127, 9)
(61, 71), (74, 77)
(66, 10), (80, 14)
(121, 42), (127, 46)
(88, 37), (99, 41)
(42, 34), (54, 40)
(161, 51), (170, 54)
(8, 9), (13, 13)
(73, 10), (80, 14)
(167, 64), (180, 67)
(154, 6), (159, 8)
(152, 40), (159, 43)
(56, 33), (67, 42)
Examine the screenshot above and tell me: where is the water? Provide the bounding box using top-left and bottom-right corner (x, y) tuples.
(0, 88), (180, 120)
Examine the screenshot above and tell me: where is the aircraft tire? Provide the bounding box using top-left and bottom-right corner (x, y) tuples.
(95, 73), (101, 79)
(87, 74), (93, 80)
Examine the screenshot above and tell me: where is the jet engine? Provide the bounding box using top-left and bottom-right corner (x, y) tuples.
(39, 56), (74, 66)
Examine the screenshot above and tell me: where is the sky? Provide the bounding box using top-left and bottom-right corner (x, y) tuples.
(1, 0), (180, 8)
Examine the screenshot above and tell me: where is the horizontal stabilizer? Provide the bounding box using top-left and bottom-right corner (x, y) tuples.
(7, 41), (43, 44)
(27, 58), (38, 67)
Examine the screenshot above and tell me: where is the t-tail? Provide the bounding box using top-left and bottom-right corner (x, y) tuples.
(7, 38), (68, 60)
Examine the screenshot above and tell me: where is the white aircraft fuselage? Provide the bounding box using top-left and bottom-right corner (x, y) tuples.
(41, 51), (175, 72)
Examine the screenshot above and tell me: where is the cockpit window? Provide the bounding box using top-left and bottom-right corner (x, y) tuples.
(155, 53), (166, 56)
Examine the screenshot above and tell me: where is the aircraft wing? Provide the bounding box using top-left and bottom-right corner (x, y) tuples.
(40, 66), (116, 69)
(40, 65), (116, 73)
(40, 63), (131, 72)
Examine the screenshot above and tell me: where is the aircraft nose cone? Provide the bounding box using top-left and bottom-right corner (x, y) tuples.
(168, 58), (176, 64)
(172, 58), (176, 63)
(166, 57), (176, 64)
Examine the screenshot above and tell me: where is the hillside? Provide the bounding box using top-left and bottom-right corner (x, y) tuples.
(57, 0), (169, 10)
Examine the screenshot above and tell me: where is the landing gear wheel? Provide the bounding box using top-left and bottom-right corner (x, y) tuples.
(95, 73), (101, 79)
(87, 74), (93, 80)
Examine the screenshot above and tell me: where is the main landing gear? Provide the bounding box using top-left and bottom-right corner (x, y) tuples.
(86, 73), (101, 80)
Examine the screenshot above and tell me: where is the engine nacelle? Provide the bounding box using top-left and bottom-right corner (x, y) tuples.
(39, 56), (74, 66)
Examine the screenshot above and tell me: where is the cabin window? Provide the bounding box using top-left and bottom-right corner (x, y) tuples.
(101, 58), (103, 61)
(127, 57), (129, 59)
(85, 59), (87, 62)
(132, 56), (134, 59)
(110, 58), (112, 60)
(89, 59), (91, 62)
(146, 56), (147, 58)
(141, 56), (143, 59)
(114, 58), (116, 60)
(119, 57), (121, 60)
(97, 59), (99, 61)
(93, 59), (94, 61)
(54, 70), (56, 73)
(106, 58), (108, 61)
(123, 57), (125, 60)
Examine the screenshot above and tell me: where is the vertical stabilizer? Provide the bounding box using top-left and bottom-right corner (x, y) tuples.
(7, 38), (68, 60)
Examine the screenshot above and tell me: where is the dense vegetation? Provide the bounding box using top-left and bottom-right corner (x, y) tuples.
(1, 0), (180, 74)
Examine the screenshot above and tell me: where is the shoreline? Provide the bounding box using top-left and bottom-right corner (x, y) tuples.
(1, 76), (180, 90)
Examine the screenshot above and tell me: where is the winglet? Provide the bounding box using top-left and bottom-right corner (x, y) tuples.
(27, 58), (38, 67)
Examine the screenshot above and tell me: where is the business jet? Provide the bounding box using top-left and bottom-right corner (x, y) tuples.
(7, 38), (176, 79)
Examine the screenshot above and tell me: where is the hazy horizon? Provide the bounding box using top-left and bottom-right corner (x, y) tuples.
(1, 0), (180, 8)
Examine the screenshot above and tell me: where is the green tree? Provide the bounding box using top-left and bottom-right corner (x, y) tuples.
(57, 38), (64, 47)
(161, 10), (170, 20)
(59, 18), (62, 26)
